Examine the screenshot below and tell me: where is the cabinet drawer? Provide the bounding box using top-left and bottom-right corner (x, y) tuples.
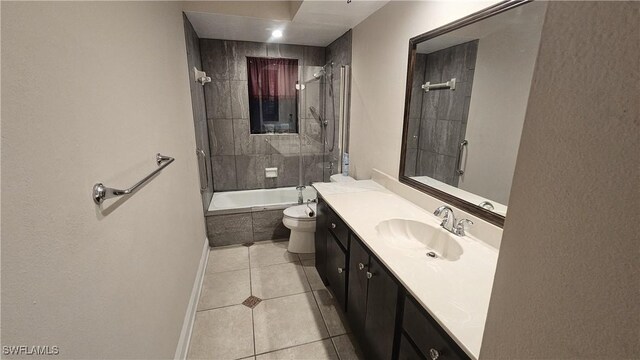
(326, 233), (347, 310)
(403, 296), (468, 360)
(326, 206), (349, 249)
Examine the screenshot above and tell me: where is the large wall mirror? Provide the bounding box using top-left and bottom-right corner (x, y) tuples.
(399, 0), (547, 226)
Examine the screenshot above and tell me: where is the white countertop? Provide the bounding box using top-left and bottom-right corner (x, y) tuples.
(313, 180), (499, 360)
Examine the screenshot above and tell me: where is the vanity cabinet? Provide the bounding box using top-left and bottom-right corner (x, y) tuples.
(347, 234), (399, 360)
(325, 232), (347, 309)
(315, 196), (469, 360)
(362, 253), (400, 360)
(400, 296), (468, 360)
(314, 199), (328, 284)
(327, 204), (349, 249)
(347, 234), (370, 336)
(398, 334), (423, 360)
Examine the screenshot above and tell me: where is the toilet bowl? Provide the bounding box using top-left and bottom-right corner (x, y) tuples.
(283, 203), (317, 253)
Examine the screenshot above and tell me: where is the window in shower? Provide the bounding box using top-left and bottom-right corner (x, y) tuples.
(247, 57), (299, 134)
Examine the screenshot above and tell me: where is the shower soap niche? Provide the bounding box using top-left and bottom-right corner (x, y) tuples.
(265, 167), (278, 178)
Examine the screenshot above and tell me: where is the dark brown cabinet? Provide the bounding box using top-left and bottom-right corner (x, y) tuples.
(402, 296), (468, 360)
(348, 235), (399, 360)
(347, 235), (370, 337)
(314, 199), (328, 284)
(398, 334), (423, 360)
(314, 196), (469, 360)
(327, 207), (349, 249)
(326, 233), (347, 309)
(364, 256), (399, 360)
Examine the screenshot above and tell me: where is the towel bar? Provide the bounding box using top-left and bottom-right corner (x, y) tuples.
(92, 153), (174, 205)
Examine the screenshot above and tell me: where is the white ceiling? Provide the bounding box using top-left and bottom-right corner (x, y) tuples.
(186, 0), (388, 47)
(416, 1), (547, 54)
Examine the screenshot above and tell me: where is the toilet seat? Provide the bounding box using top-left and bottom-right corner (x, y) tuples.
(283, 203), (317, 220)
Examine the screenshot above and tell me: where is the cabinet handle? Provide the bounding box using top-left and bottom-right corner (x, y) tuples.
(366, 271), (373, 279)
(331, 223), (337, 229)
(358, 263), (367, 271)
(429, 348), (440, 360)
(337, 267), (344, 274)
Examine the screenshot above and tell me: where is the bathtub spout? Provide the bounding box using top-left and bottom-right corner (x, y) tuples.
(295, 185), (306, 204)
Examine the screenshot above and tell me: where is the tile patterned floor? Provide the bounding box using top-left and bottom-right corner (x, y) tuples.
(188, 239), (364, 360)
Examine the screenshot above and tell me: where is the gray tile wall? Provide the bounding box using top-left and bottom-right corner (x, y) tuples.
(323, 30), (352, 181)
(409, 41), (478, 186)
(405, 53), (428, 177)
(200, 39), (326, 191)
(183, 15), (213, 210)
(206, 209), (291, 246)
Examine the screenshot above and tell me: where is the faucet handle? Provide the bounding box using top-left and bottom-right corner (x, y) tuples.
(454, 219), (474, 236)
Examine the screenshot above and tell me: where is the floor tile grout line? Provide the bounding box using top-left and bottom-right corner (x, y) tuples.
(196, 302), (250, 313)
(330, 337), (343, 360)
(303, 259), (350, 359)
(253, 335), (337, 357)
(248, 241), (257, 357)
(254, 289), (313, 303)
(206, 266), (251, 276)
(249, 258), (300, 270)
(309, 288), (337, 356)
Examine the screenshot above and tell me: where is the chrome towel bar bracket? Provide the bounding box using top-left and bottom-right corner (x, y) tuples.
(92, 153), (175, 205)
(422, 78), (456, 92)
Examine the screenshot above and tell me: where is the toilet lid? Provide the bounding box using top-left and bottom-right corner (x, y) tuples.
(284, 203), (317, 219)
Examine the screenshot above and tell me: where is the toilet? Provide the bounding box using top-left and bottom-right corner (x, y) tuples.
(283, 202), (317, 253)
(284, 175), (356, 253)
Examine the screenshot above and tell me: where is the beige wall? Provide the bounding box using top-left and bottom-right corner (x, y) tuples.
(481, 1), (639, 358)
(349, 0), (496, 180)
(1, 2), (206, 358)
(460, 2), (546, 205)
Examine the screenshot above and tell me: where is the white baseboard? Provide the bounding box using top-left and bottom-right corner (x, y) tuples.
(174, 237), (209, 360)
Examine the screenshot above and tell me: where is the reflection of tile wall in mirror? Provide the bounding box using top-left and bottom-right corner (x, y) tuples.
(409, 40), (478, 186)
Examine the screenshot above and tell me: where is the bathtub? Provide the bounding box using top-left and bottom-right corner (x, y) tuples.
(205, 186), (318, 247)
(208, 186), (318, 214)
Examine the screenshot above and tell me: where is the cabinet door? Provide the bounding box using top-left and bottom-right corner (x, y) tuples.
(364, 256), (399, 360)
(326, 233), (347, 310)
(403, 296), (468, 360)
(347, 235), (370, 340)
(398, 333), (423, 360)
(314, 198), (328, 284)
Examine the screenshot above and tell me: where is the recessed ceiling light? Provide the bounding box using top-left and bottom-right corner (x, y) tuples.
(272, 30), (283, 38)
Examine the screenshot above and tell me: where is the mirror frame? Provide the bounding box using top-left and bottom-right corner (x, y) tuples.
(399, 0), (531, 227)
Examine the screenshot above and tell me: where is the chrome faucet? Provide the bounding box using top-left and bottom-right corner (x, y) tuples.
(433, 205), (474, 236)
(433, 205), (456, 231)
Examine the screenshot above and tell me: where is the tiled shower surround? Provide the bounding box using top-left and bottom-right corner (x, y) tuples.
(200, 39), (327, 191)
(183, 15), (213, 210)
(198, 31), (353, 247)
(406, 40), (478, 186)
(323, 30), (352, 181)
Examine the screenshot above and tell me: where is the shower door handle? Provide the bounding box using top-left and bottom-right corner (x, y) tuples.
(196, 149), (209, 192)
(456, 140), (468, 175)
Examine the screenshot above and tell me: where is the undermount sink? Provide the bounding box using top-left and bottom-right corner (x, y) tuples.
(375, 219), (463, 261)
